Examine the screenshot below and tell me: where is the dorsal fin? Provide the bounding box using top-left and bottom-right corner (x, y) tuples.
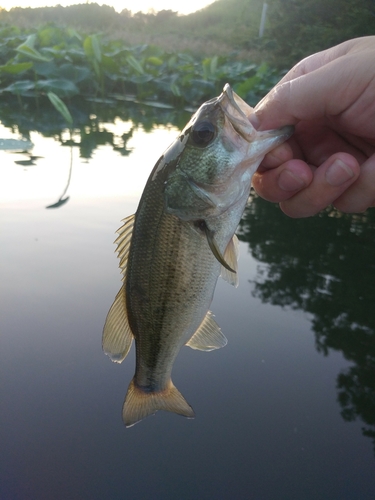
(102, 286), (133, 363)
(114, 214), (135, 277)
(220, 234), (239, 287)
(186, 311), (227, 351)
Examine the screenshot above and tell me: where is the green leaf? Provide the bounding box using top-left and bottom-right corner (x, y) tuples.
(127, 74), (153, 84)
(3, 80), (35, 95)
(92, 59), (101, 78)
(101, 54), (119, 73)
(36, 79), (79, 98)
(210, 56), (218, 76)
(126, 55), (144, 75)
(235, 75), (260, 96)
(83, 36), (92, 58)
(146, 56), (163, 66)
(47, 92), (73, 125)
(91, 35), (102, 63)
(33, 61), (58, 77)
(38, 27), (57, 47)
(202, 56), (221, 80)
(57, 63), (91, 83)
(167, 55), (177, 69)
(0, 62), (33, 74)
(66, 27), (82, 42)
(170, 82), (181, 97)
(256, 62), (269, 76)
(16, 38), (52, 63)
(83, 34), (102, 63)
(23, 33), (37, 48)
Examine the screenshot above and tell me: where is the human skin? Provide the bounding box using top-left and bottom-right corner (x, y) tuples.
(252, 36), (375, 217)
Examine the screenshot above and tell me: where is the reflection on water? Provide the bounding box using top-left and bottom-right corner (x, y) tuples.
(238, 194), (375, 454)
(0, 95), (190, 159)
(1, 102), (375, 499)
(46, 145), (73, 209)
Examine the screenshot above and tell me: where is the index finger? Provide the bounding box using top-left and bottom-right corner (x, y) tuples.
(254, 53), (373, 130)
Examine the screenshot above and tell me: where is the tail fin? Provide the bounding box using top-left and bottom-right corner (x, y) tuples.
(123, 378), (195, 427)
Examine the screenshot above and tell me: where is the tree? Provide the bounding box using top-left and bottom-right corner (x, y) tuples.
(265, 0), (375, 66)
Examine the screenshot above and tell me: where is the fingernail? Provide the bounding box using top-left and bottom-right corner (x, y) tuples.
(278, 169), (306, 191)
(325, 159), (355, 187)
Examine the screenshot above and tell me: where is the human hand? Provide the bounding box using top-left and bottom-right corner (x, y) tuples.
(253, 36), (375, 217)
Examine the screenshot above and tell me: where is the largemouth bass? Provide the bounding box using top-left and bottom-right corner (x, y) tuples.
(103, 84), (293, 427)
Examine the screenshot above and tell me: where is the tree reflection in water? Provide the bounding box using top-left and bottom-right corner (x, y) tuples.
(0, 95), (191, 159)
(238, 192), (375, 454)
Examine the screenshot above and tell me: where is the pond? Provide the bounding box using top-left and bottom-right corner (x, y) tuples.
(1, 100), (375, 500)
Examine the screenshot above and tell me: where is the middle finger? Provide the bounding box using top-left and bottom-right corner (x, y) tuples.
(296, 120), (368, 166)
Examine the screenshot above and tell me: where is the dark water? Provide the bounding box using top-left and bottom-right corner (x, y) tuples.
(1, 107), (375, 500)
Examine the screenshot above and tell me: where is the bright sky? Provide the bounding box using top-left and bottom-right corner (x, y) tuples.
(1, 0), (215, 15)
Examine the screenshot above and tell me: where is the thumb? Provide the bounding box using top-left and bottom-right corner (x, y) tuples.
(255, 54), (367, 130)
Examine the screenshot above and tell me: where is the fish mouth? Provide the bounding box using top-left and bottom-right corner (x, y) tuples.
(217, 83), (257, 142)
(217, 84), (293, 144)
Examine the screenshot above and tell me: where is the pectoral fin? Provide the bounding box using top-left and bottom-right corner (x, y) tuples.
(186, 310), (227, 351)
(202, 221), (236, 273)
(220, 234), (239, 287)
(102, 286), (133, 363)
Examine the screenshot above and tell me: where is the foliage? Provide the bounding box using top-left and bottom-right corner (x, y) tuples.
(0, 22), (284, 119)
(265, 0), (375, 67)
(1, 0), (375, 69)
(0, 1), (265, 57)
(47, 91), (73, 125)
(0, 3), (124, 32)
(176, 0), (264, 47)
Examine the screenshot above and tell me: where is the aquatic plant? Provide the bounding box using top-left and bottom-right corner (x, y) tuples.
(0, 23), (283, 111)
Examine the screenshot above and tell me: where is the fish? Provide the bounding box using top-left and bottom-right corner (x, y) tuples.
(103, 84), (293, 427)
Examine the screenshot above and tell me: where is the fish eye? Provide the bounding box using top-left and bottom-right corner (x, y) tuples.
(191, 121), (216, 147)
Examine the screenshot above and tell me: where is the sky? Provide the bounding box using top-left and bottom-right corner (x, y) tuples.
(0, 0), (215, 15)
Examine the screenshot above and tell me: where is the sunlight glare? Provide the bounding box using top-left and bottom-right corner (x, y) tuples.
(0, 122), (179, 205)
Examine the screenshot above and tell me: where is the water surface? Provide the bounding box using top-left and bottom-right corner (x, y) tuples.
(1, 110), (374, 500)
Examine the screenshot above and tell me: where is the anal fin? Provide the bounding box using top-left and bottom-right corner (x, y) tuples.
(186, 311), (227, 351)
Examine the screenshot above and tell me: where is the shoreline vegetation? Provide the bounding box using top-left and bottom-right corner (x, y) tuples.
(0, 0), (374, 128)
(1, 0), (374, 63)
